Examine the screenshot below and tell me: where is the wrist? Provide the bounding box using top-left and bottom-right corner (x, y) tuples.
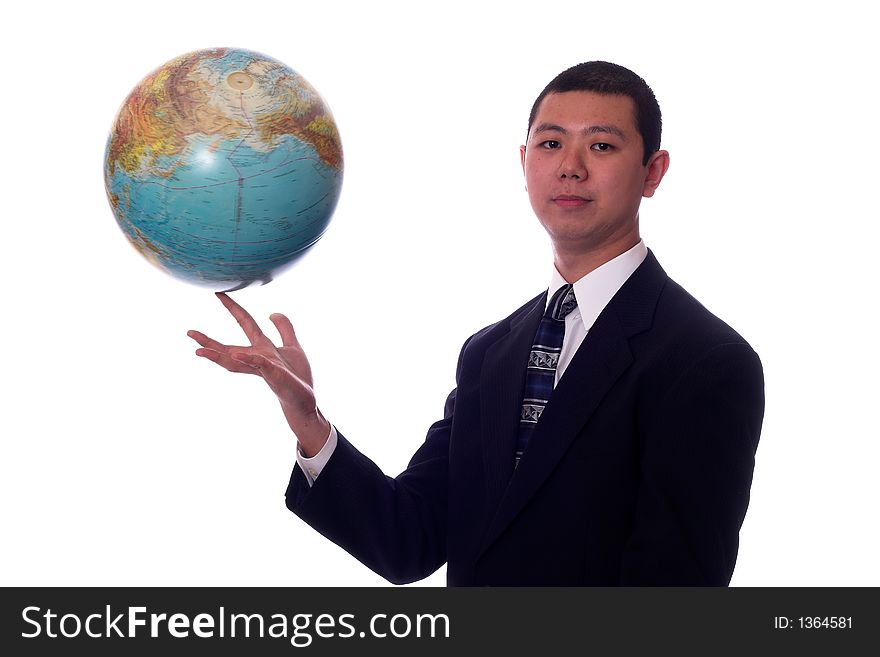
(292, 408), (331, 458)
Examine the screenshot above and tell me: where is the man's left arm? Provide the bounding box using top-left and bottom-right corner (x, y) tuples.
(620, 342), (765, 585)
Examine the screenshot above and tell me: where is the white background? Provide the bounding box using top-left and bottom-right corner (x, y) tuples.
(1, 0), (877, 587)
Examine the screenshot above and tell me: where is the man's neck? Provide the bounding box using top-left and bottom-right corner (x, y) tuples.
(552, 235), (642, 283)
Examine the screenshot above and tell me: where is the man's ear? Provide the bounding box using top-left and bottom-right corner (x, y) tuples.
(642, 150), (670, 198)
(520, 145), (527, 190)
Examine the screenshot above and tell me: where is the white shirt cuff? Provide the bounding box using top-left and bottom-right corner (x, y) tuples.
(295, 424), (338, 487)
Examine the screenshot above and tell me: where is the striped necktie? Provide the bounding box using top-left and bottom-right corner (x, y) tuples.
(515, 284), (578, 466)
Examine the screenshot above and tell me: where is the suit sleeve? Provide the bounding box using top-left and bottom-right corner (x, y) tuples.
(284, 338), (472, 585)
(620, 342), (765, 585)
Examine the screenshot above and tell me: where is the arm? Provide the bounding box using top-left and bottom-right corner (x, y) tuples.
(620, 342), (765, 585)
(286, 336), (471, 584)
(286, 390), (455, 585)
(189, 293), (460, 584)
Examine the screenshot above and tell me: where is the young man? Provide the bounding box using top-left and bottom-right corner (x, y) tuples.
(189, 61), (765, 586)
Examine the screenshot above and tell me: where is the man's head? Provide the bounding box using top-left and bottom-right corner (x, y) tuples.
(520, 62), (670, 277)
(527, 61), (661, 165)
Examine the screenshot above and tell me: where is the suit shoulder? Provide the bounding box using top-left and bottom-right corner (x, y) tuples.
(652, 277), (759, 361)
(635, 276), (764, 418)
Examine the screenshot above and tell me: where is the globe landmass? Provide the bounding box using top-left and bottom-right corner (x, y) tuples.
(104, 47), (343, 290)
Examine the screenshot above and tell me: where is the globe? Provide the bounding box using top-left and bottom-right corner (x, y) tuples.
(103, 47), (343, 290)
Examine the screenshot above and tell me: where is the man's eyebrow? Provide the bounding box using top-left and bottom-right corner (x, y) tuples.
(532, 122), (567, 135)
(585, 124), (626, 138)
(532, 123), (626, 139)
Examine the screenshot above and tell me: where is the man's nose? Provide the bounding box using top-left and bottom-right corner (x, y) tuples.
(559, 152), (587, 180)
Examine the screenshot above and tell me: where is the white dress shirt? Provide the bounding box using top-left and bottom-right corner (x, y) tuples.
(296, 240), (648, 486)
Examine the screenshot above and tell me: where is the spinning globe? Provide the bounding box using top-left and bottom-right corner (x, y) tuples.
(103, 47), (343, 290)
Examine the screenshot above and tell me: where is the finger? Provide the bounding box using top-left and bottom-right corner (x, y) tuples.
(216, 292), (268, 346)
(230, 351), (271, 369)
(187, 329), (246, 354)
(194, 347), (259, 374)
(269, 313), (299, 348)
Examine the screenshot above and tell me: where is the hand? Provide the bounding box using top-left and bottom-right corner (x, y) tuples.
(187, 293), (330, 456)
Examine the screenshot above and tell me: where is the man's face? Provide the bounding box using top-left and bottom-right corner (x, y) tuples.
(521, 91), (668, 257)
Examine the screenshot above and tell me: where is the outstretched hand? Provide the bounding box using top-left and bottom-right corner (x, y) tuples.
(188, 293), (330, 456)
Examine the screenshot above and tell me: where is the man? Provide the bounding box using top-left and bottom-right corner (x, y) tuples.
(188, 61), (764, 586)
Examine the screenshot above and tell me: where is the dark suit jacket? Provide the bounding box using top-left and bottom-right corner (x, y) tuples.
(286, 251), (765, 585)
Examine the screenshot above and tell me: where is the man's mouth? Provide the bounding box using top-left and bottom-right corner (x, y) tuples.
(552, 195), (592, 208)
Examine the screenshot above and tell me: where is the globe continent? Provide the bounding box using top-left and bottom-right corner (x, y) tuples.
(104, 47), (343, 290)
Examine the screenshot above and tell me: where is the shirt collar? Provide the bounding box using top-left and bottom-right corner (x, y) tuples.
(546, 240), (648, 332)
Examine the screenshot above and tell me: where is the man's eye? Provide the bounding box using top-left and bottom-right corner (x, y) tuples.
(591, 143), (613, 152)
(540, 140), (561, 149)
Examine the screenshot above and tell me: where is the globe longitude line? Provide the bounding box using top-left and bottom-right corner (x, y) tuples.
(227, 89), (256, 265)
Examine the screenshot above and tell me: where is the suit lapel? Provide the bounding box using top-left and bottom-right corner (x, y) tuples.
(477, 251), (668, 558)
(479, 292), (546, 519)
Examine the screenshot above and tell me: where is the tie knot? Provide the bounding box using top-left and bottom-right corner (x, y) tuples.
(548, 284), (577, 321)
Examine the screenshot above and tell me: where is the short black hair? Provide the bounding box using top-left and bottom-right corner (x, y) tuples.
(527, 61), (662, 165)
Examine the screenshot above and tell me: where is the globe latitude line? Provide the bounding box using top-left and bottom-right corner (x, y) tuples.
(147, 231), (326, 267)
(295, 191), (331, 216)
(118, 137), (338, 264)
(131, 155), (320, 192)
(162, 207), (332, 248)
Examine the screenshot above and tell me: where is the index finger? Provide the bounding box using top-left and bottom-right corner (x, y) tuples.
(216, 292), (267, 345)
